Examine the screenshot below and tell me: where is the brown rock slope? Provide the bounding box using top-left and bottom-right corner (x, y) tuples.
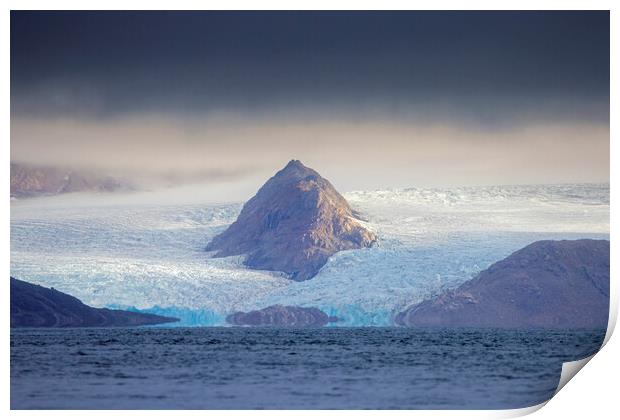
(11, 277), (178, 328)
(227, 305), (339, 327)
(206, 160), (376, 280)
(395, 240), (610, 328)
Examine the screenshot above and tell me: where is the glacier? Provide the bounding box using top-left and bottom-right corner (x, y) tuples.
(10, 183), (609, 326)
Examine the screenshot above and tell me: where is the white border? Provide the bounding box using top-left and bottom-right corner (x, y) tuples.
(3, 2), (616, 419)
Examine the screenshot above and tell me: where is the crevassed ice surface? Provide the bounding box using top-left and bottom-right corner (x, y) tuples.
(10, 183), (610, 326)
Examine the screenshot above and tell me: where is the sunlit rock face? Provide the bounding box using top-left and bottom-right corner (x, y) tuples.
(396, 239), (610, 328)
(206, 160), (376, 280)
(226, 304), (339, 327)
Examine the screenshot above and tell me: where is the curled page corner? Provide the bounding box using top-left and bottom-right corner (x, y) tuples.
(552, 311), (615, 398)
(603, 303), (618, 347)
(555, 354), (596, 396)
(495, 401), (548, 418)
(495, 351), (602, 420)
(507, 354), (600, 419)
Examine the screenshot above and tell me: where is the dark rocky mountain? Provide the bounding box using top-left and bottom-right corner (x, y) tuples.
(10, 277), (178, 328)
(206, 160), (377, 280)
(227, 304), (339, 327)
(395, 240), (610, 328)
(11, 162), (127, 198)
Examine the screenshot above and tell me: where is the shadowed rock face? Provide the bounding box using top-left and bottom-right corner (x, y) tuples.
(206, 160), (376, 280)
(227, 305), (339, 327)
(11, 162), (126, 198)
(396, 240), (610, 329)
(10, 277), (178, 328)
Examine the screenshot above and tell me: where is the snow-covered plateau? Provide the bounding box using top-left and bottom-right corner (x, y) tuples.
(10, 183), (609, 326)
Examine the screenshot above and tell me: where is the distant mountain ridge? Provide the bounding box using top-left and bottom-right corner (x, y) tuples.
(206, 160), (376, 280)
(10, 277), (178, 327)
(11, 162), (128, 198)
(396, 239), (610, 328)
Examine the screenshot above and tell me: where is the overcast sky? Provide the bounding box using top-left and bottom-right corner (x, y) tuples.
(10, 11), (609, 192)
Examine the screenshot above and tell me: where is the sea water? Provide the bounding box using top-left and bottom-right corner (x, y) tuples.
(10, 327), (605, 409)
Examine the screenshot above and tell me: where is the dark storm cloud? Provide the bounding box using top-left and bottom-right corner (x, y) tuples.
(9, 11), (610, 189)
(11, 11), (610, 124)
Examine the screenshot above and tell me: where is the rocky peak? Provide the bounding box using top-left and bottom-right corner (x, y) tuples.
(281, 159), (310, 174)
(206, 160), (376, 280)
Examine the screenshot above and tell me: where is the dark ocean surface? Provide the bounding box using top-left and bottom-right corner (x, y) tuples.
(10, 327), (605, 409)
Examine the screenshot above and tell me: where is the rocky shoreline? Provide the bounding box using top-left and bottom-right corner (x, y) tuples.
(227, 304), (339, 327)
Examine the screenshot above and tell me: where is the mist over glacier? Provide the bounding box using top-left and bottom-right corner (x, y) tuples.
(10, 183), (609, 326)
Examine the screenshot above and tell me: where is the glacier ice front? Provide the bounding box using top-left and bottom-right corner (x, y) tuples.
(10, 184), (610, 326)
